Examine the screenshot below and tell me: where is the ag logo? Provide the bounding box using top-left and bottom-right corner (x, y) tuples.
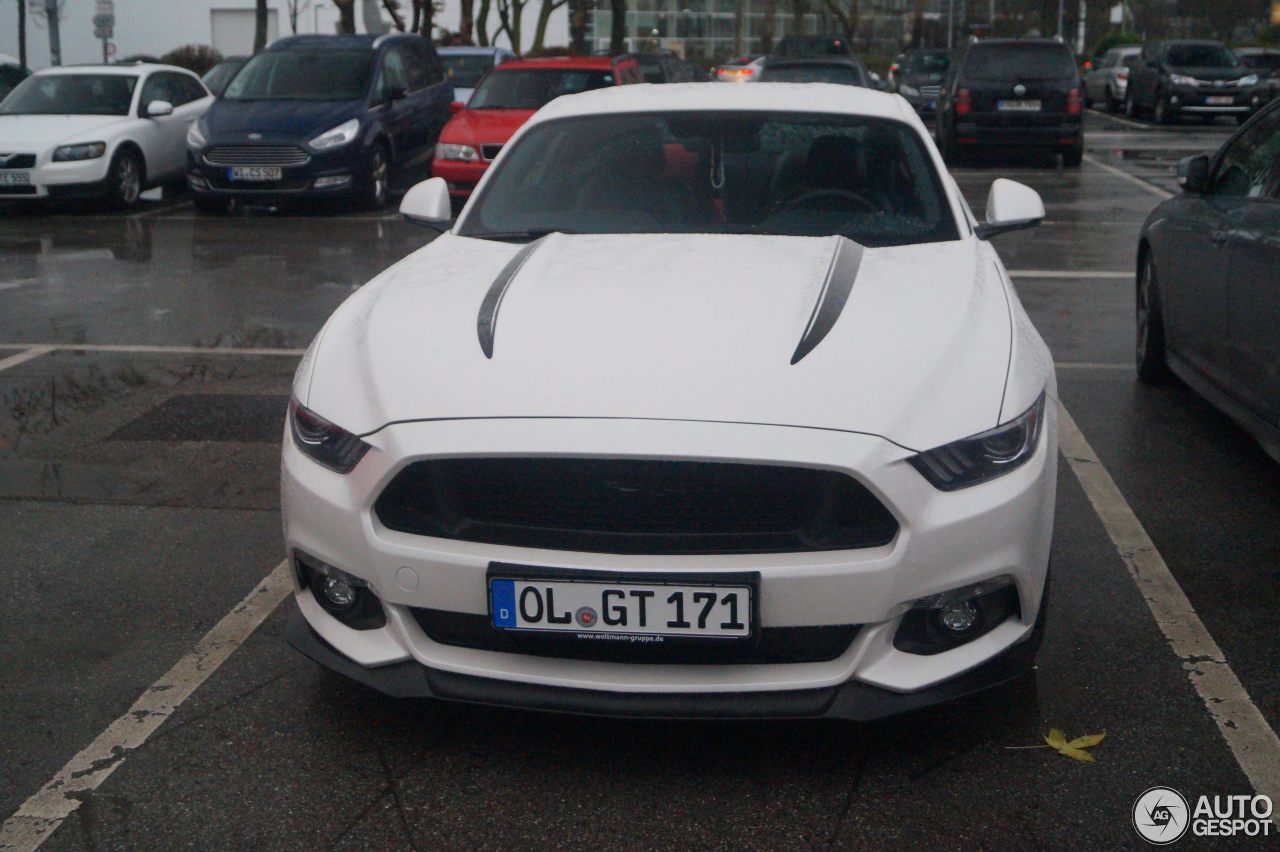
(575, 607), (598, 627)
(1133, 787), (1189, 845)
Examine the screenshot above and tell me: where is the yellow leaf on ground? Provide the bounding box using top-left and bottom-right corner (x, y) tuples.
(1059, 746), (1096, 763)
(1067, 732), (1107, 749)
(1044, 729), (1068, 750)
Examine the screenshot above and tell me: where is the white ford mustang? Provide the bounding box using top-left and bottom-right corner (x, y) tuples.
(283, 83), (1058, 720)
(0, 63), (211, 207)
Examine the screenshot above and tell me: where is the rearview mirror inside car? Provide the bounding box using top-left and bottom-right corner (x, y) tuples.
(1177, 154), (1210, 194)
(400, 176), (453, 230)
(144, 100), (174, 118)
(975, 178), (1044, 240)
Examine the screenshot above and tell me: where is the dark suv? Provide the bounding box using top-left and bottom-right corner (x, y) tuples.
(1125, 40), (1264, 125)
(186, 34), (452, 211)
(936, 38), (1083, 167)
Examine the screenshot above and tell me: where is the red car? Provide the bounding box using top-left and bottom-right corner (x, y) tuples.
(432, 55), (642, 198)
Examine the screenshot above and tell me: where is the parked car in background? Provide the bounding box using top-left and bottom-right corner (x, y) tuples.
(1235, 47), (1280, 103)
(757, 57), (872, 88)
(1083, 44), (1140, 112)
(894, 48), (951, 119)
(287, 83), (1057, 720)
(1125, 40), (1262, 125)
(439, 45), (518, 105)
(936, 38), (1083, 167)
(201, 55), (248, 97)
(772, 34), (855, 59)
(1136, 100), (1280, 462)
(432, 54), (640, 200)
(0, 53), (30, 101)
(714, 55), (765, 82)
(186, 34), (452, 212)
(635, 50), (708, 83)
(0, 63), (212, 208)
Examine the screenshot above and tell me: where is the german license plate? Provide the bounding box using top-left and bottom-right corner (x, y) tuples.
(1206, 96), (1234, 106)
(228, 166), (281, 181)
(0, 172), (32, 186)
(998, 99), (1041, 111)
(490, 574), (753, 639)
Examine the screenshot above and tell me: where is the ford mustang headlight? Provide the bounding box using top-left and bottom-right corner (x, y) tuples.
(52, 142), (107, 162)
(288, 398), (371, 473)
(186, 117), (208, 149)
(909, 392), (1046, 491)
(437, 143), (481, 161)
(1169, 74), (1197, 86)
(309, 118), (361, 151)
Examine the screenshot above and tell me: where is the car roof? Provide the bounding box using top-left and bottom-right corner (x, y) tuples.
(763, 57), (865, 67)
(497, 56), (618, 71)
(968, 38), (1068, 48)
(534, 81), (912, 123)
(438, 46), (512, 56)
(267, 34), (411, 51)
(34, 63), (192, 76)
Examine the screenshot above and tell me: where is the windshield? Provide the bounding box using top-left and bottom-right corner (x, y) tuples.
(902, 51), (950, 75)
(202, 59), (246, 96)
(443, 54), (495, 89)
(223, 49), (373, 101)
(459, 111), (958, 248)
(1166, 44), (1239, 68)
(469, 69), (614, 109)
(1240, 53), (1280, 71)
(0, 74), (137, 115)
(964, 44), (1076, 80)
(762, 64), (864, 85)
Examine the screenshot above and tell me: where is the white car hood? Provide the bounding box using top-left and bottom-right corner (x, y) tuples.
(306, 232), (1012, 451)
(0, 114), (126, 149)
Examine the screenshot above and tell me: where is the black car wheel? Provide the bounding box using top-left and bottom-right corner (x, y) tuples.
(1136, 252), (1169, 382)
(105, 148), (144, 210)
(358, 144), (390, 211)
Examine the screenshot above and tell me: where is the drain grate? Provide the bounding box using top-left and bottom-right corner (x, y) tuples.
(111, 394), (288, 443)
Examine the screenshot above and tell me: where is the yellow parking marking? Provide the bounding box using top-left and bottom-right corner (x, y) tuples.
(0, 561), (292, 852)
(1059, 403), (1280, 821)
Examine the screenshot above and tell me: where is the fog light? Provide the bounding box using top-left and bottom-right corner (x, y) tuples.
(294, 551), (386, 630)
(320, 573), (357, 608)
(313, 175), (351, 189)
(937, 600), (980, 633)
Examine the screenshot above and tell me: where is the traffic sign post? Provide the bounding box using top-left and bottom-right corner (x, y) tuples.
(94, 1), (115, 64)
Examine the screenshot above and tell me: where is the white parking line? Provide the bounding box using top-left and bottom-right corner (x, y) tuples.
(1082, 152), (1175, 201)
(0, 343), (307, 357)
(0, 346), (55, 374)
(1009, 270), (1131, 279)
(1055, 362), (1130, 370)
(1086, 108), (1151, 131)
(1058, 404), (1280, 818)
(0, 561), (293, 852)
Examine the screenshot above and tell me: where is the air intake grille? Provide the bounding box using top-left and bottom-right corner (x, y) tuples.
(0, 154), (37, 169)
(204, 145), (310, 166)
(374, 458), (899, 555)
(918, 85), (941, 98)
(481, 143), (503, 160)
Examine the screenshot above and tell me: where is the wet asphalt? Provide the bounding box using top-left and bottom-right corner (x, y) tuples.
(1, 110), (1276, 849)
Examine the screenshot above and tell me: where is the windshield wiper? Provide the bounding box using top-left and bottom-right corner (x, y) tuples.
(469, 228), (576, 242)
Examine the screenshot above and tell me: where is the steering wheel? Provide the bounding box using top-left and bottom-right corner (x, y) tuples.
(773, 188), (879, 214)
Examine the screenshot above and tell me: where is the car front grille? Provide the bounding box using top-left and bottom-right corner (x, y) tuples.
(203, 145), (311, 166)
(0, 154), (37, 169)
(374, 458), (899, 555)
(918, 85), (941, 98)
(410, 608), (861, 664)
(481, 143), (503, 160)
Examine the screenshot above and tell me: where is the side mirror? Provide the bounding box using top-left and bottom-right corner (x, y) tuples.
(400, 176), (453, 230)
(974, 178), (1044, 240)
(144, 99), (174, 118)
(1177, 154), (1210, 193)
(449, 100), (466, 114)
(386, 84), (408, 101)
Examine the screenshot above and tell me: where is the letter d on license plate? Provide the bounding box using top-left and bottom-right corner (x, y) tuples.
(489, 575), (753, 639)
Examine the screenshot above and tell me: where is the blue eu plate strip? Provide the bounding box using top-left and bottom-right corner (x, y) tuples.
(490, 579), (516, 628)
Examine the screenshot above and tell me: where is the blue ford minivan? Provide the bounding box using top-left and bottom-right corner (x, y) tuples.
(187, 34), (452, 211)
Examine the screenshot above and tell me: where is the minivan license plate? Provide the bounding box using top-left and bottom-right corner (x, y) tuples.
(229, 166), (282, 181)
(490, 576), (752, 638)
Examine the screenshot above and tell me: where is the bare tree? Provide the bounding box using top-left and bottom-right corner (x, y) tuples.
(494, 0), (528, 52)
(285, 0), (312, 34)
(530, 0), (567, 52)
(16, 0), (28, 68)
(819, 0), (858, 43)
(458, 0), (476, 42)
(609, 0), (626, 54)
(254, 0), (269, 51)
(332, 0), (356, 32)
(759, 0), (776, 52)
(477, 0), (492, 44)
(568, 0), (589, 53)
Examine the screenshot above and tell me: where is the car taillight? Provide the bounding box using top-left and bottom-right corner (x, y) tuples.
(1067, 87), (1082, 114)
(890, 63), (899, 73)
(1117, 68), (1128, 81)
(956, 88), (972, 115)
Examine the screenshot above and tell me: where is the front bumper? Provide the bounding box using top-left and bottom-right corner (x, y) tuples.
(431, 156), (489, 197)
(0, 153), (112, 200)
(1165, 86), (1263, 114)
(186, 141), (368, 200)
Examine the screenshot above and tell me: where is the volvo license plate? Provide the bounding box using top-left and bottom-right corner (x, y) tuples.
(0, 172), (32, 186)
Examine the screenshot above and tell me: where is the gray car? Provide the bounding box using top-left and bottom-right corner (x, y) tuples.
(1136, 99), (1280, 461)
(1084, 45), (1140, 112)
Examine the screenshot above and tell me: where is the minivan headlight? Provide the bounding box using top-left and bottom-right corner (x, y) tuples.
(186, 117), (207, 149)
(1238, 74), (1259, 87)
(309, 118), (361, 151)
(909, 392), (1046, 491)
(288, 397), (371, 473)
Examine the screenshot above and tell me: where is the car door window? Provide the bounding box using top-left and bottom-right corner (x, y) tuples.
(174, 74), (208, 105)
(1212, 110), (1280, 199)
(375, 47), (409, 102)
(139, 73), (179, 110)
(404, 41), (443, 90)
